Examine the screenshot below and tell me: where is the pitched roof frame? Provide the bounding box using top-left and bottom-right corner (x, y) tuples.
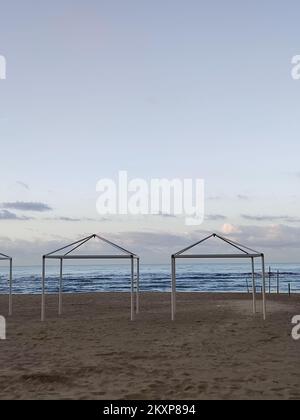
(0, 252), (11, 260)
(44, 234), (137, 259)
(174, 233), (262, 258)
(41, 234), (139, 322)
(171, 233), (267, 321)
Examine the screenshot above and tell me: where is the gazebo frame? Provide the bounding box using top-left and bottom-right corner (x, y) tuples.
(41, 234), (140, 322)
(171, 233), (267, 321)
(0, 252), (13, 316)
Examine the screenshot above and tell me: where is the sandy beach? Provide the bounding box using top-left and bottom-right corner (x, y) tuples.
(0, 292), (299, 400)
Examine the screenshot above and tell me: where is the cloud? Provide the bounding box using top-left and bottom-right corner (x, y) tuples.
(108, 231), (192, 258)
(47, 216), (110, 222)
(207, 194), (250, 201)
(100, 224), (300, 261)
(16, 181), (30, 190)
(206, 214), (227, 221)
(2, 223), (300, 264)
(1, 202), (52, 212)
(55, 217), (82, 222)
(242, 215), (300, 223)
(0, 210), (32, 221)
(221, 223), (241, 235)
(215, 224), (300, 250)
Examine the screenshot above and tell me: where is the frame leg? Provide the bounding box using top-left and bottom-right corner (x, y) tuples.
(41, 257), (46, 322)
(58, 258), (63, 315)
(171, 256), (176, 321)
(261, 255), (267, 320)
(131, 257), (135, 321)
(9, 258), (12, 316)
(136, 258), (140, 314)
(251, 257), (256, 315)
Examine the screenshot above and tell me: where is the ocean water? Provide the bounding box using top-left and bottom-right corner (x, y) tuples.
(0, 263), (300, 295)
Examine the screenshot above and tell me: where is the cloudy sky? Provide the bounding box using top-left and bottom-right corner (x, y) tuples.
(0, 0), (300, 264)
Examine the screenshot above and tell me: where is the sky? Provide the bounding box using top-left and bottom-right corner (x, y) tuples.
(0, 0), (300, 264)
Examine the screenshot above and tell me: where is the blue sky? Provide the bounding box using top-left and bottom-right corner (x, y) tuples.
(0, 0), (300, 264)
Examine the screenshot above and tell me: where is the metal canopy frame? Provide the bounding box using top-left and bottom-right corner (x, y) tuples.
(171, 233), (267, 321)
(0, 252), (13, 316)
(41, 234), (140, 322)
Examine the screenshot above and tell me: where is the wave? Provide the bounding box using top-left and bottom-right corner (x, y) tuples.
(1, 264), (300, 294)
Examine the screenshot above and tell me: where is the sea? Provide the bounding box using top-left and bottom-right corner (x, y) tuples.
(0, 263), (300, 295)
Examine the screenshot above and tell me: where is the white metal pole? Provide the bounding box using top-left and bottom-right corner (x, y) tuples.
(136, 258), (140, 314)
(41, 257), (46, 322)
(174, 258), (176, 314)
(58, 258), (63, 315)
(131, 257), (134, 321)
(9, 258), (12, 316)
(171, 256), (176, 321)
(261, 255), (267, 320)
(251, 257), (256, 314)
